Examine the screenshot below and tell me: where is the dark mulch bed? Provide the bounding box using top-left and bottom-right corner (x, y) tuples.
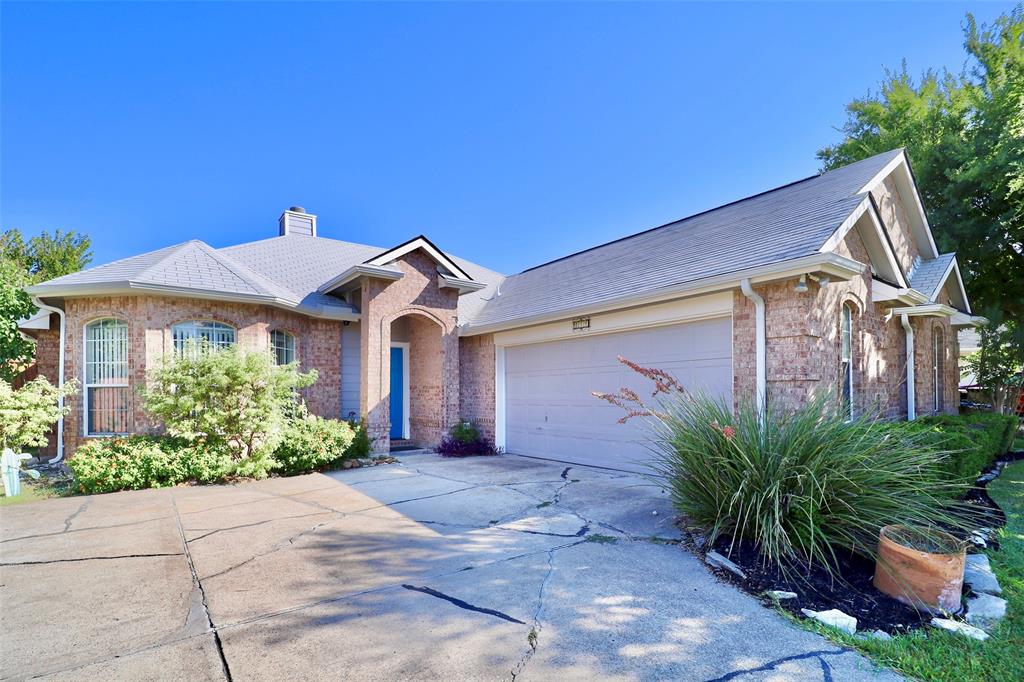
(692, 451), (1022, 634)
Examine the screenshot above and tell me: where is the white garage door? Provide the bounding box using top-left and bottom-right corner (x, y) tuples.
(504, 317), (732, 471)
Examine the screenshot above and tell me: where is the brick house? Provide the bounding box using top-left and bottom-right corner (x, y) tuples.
(22, 149), (984, 470)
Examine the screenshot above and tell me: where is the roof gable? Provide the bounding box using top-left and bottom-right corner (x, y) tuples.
(365, 235), (473, 281)
(857, 150), (940, 261)
(910, 252), (970, 312)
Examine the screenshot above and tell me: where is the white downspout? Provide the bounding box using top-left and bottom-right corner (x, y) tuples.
(32, 298), (66, 463)
(740, 279), (766, 415)
(900, 313), (916, 420)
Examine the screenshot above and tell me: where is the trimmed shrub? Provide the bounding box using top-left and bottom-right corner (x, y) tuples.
(436, 421), (499, 457)
(346, 418), (372, 459)
(912, 412), (1020, 483)
(69, 436), (233, 494)
(596, 358), (978, 576)
(141, 344), (316, 479)
(273, 415), (356, 475)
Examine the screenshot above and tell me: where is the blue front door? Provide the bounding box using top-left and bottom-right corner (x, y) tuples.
(390, 346), (404, 439)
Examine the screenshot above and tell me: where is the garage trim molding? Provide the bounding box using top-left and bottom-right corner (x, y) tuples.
(492, 292), (733, 451)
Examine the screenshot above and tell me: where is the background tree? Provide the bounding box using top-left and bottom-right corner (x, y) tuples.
(0, 229), (92, 381)
(965, 321), (1024, 414)
(818, 6), (1023, 335)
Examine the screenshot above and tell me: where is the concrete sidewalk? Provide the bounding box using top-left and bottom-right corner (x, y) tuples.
(0, 453), (899, 681)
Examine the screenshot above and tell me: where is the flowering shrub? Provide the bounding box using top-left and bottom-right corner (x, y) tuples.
(596, 356), (979, 575)
(436, 421), (499, 457)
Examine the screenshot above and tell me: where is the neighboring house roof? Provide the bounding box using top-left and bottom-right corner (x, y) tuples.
(463, 149), (906, 331)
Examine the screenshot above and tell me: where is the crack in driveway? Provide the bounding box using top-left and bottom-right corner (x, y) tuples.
(0, 552), (182, 567)
(171, 493), (233, 682)
(702, 648), (847, 682)
(401, 584), (526, 624)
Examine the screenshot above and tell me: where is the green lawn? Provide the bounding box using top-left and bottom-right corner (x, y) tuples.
(800, 460), (1024, 681)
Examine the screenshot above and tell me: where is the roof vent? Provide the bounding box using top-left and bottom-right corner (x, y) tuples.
(279, 206), (317, 237)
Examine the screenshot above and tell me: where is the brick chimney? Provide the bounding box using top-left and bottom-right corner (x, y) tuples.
(279, 206), (317, 237)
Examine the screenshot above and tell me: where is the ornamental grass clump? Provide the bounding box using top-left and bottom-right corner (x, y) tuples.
(595, 357), (980, 576)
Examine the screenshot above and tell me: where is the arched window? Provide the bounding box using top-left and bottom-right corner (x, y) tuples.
(172, 320), (235, 354)
(840, 303), (854, 419)
(84, 318), (130, 435)
(933, 328), (944, 412)
(270, 329), (297, 365)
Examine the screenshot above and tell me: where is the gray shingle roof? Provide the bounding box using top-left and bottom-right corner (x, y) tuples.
(909, 252), (955, 300)
(29, 148), (910, 329)
(30, 231), (503, 321)
(465, 149), (903, 330)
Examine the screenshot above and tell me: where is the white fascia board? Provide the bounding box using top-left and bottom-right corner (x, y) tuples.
(872, 280), (929, 306)
(438, 273), (487, 295)
(819, 197), (908, 288)
(26, 281), (361, 322)
(889, 303), (958, 318)
(950, 311), (988, 328)
(367, 237), (472, 281)
(819, 196), (871, 253)
(317, 264), (404, 294)
(460, 251), (864, 337)
(857, 151), (940, 260)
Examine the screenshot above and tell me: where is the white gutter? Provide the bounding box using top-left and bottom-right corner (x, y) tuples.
(31, 298), (66, 464)
(900, 313), (916, 420)
(739, 279), (766, 415)
(461, 251), (863, 337)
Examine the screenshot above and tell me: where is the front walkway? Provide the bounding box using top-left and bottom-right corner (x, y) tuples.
(0, 454), (899, 680)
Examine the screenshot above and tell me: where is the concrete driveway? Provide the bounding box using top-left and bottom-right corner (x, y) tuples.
(1, 453), (898, 681)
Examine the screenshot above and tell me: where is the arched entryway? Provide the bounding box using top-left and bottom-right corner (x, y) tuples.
(388, 311), (448, 447)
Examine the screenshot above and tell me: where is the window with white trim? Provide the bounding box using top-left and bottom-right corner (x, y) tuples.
(270, 329), (297, 365)
(84, 318), (130, 435)
(172, 320), (235, 355)
(840, 303), (854, 418)
(933, 329), (943, 412)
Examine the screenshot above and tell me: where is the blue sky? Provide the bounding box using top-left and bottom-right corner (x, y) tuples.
(1, 1), (1015, 275)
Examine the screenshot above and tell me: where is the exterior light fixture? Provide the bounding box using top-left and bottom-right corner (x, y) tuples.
(794, 274), (809, 293)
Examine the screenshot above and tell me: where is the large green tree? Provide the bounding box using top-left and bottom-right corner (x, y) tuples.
(0, 229), (92, 381)
(818, 6), (1023, 332)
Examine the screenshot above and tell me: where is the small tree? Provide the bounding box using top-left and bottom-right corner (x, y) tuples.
(0, 377), (77, 451)
(1, 228), (93, 381)
(141, 343), (316, 476)
(966, 322), (1024, 414)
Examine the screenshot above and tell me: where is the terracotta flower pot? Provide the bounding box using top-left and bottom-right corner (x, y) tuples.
(873, 525), (966, 614)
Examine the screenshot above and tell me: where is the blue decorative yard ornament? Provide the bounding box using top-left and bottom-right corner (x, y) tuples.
(2, 448), (40, 497)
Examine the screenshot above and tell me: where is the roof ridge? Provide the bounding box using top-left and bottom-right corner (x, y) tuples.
(219, 232), (387, 254)
(193, 241), (296, 301)
(131, 240), (206, 283)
